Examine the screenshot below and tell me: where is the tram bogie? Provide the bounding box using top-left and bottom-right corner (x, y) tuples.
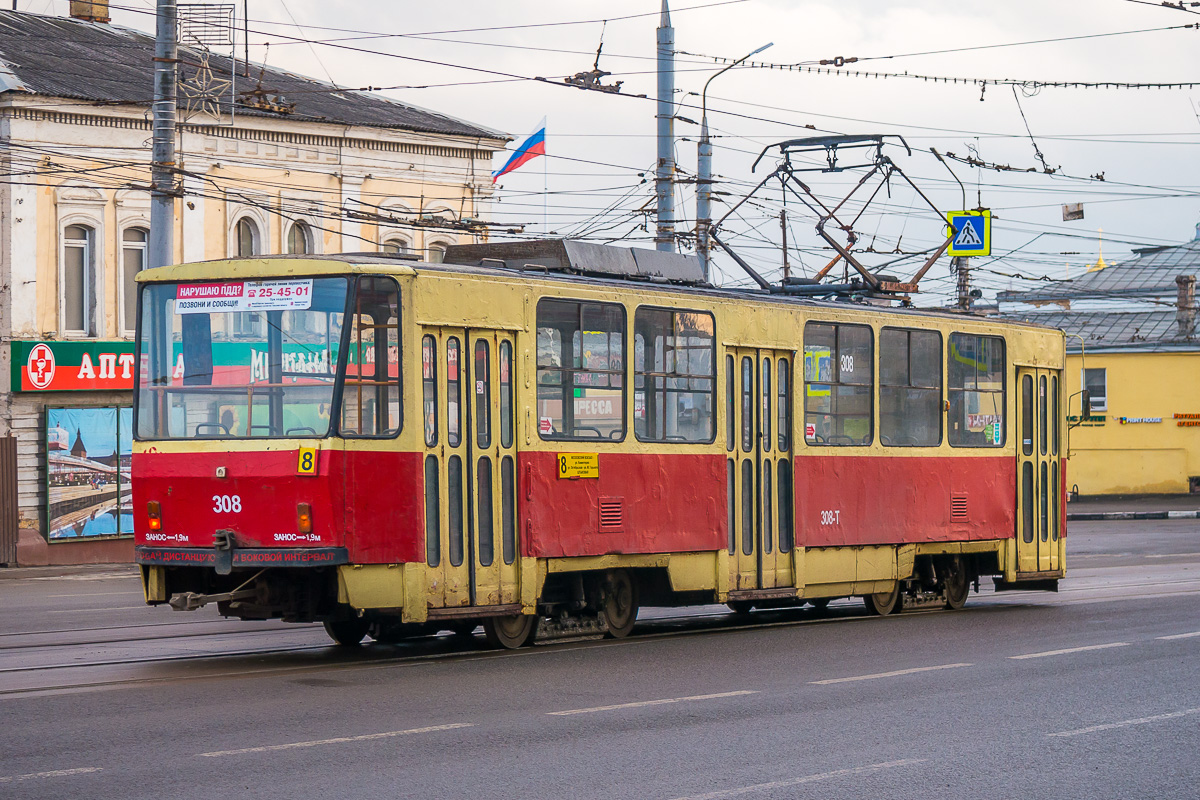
(132, 244), (1067, 649)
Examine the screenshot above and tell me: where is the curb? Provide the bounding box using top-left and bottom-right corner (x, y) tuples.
(1066, 510), (1200, 521)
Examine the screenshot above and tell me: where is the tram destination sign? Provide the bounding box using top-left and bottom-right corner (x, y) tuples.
(11, 340), (136, 392)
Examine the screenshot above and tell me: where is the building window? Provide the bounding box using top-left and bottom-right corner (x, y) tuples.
(426, 242), (448, 263)
(536, 298), (625, 440)
(235, 217), (259, 257)
(62, 224), (95, 335)
(633, 307), (715, 443)
(1083, 368), (1107, 412)
(803, 322), (873, 446)
(880, 328), (942, 446)
(287, 221), (312, 255)
(121, 227), (147, 336)
(382, 237), (410, 255)
(948, 333), (1006, 447)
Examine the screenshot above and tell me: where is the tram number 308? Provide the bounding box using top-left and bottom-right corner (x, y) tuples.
(213, 494), (242, 513)
(820, 509), (840, 526)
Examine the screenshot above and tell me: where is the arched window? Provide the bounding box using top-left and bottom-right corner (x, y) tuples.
(121, 227), (148, 335)
(287, 221), (311, 255)
(62, 224), (95, 335)
(235, 217), (259, 257)
(382, 237), (409, 255)
(427, 242), (449, 263)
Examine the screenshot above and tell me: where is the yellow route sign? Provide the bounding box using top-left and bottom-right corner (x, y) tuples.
(296, 447), (318, 475)
(557, 453), (599, 479)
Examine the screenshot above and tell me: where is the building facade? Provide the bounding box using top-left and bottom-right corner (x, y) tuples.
(0, 7), (507, 565)
(999, 226), (1200, 495)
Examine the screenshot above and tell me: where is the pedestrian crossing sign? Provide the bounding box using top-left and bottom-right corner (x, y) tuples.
(946, 210), (991, 257)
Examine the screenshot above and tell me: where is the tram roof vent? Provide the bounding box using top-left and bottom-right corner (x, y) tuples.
(443, 239), (707, 285)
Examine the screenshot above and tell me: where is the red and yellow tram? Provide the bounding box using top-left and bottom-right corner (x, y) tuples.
(133, 240), (1066, 647)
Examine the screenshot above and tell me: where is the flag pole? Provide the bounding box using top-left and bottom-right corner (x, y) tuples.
(543, 119), (548, 234)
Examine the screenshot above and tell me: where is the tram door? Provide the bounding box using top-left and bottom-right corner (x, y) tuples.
(421, 328), (521, 609)
(1016, 367), (1062, 574)
(728, 349), (795, 591)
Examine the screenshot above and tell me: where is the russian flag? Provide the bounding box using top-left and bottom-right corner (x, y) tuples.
(492, 118), (546, 183)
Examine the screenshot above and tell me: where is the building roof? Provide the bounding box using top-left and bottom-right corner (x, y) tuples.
(1000, 308), (1198, 352)
(0, 11), (505, 141)
(998, 237), (1200, 304)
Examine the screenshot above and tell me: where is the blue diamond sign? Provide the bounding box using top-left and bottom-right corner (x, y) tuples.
(946, 210), (991, 257)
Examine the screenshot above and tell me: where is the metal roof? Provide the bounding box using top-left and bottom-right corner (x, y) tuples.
(998, 238), (1200, 304)
(999, 309), (1198, 352)
(0, 11), (505, 140)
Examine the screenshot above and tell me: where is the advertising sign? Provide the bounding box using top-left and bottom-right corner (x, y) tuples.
(175, 279), (314, 314)
(11, 341), (136, 392)
(46, 407), (133, 541)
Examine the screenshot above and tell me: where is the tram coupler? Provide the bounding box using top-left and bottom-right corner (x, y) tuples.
(168, 588), (255, 612)
(213, 530), (236, 575)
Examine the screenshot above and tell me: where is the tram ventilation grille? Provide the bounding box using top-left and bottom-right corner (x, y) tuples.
(950, 493), (969, 523)
(599, 497), (624, 530)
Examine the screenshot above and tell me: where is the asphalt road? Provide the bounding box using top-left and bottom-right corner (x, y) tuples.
(1, 520), (1198, 799)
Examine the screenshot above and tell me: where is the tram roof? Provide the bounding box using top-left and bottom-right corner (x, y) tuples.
(138, 251), (1060, 333)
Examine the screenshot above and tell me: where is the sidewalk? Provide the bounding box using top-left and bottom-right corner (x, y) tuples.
(1066, 494), (1200, 521)
(0, 563), (138, 581)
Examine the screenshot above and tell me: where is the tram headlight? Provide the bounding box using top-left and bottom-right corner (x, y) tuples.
(147, 501), (162, 531)
(297, 503), (312, 534)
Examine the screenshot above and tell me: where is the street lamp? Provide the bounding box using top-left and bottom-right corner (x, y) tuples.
(696, 41), (772, 282)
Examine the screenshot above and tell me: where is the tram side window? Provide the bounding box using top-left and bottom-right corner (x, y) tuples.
(340, 276), (401, 438)
(536, 298), (625, 440)
(803, 322), (873, 446)
(633, 308), (715, 443)
(880, 328), (942, 447)
(948, 333), (1005, 447)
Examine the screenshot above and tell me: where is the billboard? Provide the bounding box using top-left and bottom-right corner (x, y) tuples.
(46, 407), (133, 541)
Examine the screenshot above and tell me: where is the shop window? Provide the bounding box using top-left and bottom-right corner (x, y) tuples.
(46, 407), (133, 540)
(633, 307), (715, 443)
(948, 333), (1006, 447)
(536, 298), (625, 441)
(121, 227), (147, 336)
(62, 224), (96, 335)
(1083, 368), (1107, 412)
(880, 328), (942, 446)
(803, 322), (873, 446)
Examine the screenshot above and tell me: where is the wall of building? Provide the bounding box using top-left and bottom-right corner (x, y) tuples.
(1064, 351), (1200, 495)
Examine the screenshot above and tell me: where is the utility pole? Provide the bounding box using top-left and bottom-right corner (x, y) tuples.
(654, 0), (675, 252)
(149, 0), (178, 269)
(954, 256), (971, 309)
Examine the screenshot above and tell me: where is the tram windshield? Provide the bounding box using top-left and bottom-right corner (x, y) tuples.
(136, 277), (349, 439)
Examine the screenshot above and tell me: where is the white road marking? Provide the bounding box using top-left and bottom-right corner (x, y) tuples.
(1048, 707), (1200, 738)
(810, 663), (971, 685)
(1009, 642), (1129, 660)
(668, 759), (926, 800)
(48, 606), (148, 614)
(1157, 631), (1200, 640)
(0, 767), (102, 784)
(548, 690), (757, 716)
(197, 723), (473, 756)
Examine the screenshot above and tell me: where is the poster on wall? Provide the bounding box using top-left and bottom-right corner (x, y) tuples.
(46, 408), (133, 541)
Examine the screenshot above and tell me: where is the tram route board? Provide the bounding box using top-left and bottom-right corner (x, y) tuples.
(557, 453), (599, 479)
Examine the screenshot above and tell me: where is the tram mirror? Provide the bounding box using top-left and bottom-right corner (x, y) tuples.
(181, 314), (213, 386)
(1081, 390), (1092, 421)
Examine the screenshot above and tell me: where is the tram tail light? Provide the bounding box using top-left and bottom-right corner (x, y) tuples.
(297, 503), (313, 534)
(147, 501), (162, 531)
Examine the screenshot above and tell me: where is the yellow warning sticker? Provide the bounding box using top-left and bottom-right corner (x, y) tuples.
(557, 453), (599, 479)
(297, 447), (318, 476)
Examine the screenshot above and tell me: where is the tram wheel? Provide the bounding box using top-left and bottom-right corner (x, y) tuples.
(942, 556), (970, 610)
(324, 617), (370, 646)
(862, 584), (902, 616)
(483, 614), (536, 649)
(603, 569), (639, 639)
